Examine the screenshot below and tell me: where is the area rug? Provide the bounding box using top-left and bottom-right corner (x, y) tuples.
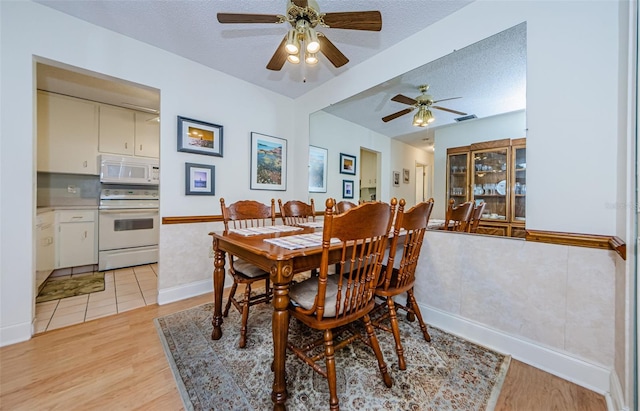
(36, 272), (105, 303)
(155, 302), (510, 411)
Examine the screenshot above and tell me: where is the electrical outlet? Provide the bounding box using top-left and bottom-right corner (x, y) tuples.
(67, 185), (77, 194)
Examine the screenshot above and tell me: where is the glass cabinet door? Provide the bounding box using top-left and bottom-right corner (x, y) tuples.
(471, 148), (508, 221)
(513, 145), (526, 222)
(446, 152), (469, 206)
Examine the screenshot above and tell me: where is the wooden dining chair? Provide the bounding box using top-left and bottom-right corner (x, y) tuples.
(220, 198), (276, 348)
(287, 198), (396, 410)
(373, 198), (434, 370)
(468, 201), (486, 233)
(278, 198), (316, 225)
(335, 200), (358, 214)
(443, 199), (473, 232)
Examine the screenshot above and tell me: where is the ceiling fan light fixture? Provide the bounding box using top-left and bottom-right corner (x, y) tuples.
(305, 51), (318, 65)
(305, 27), (320, 54)
(287, 52), (301, 64)
(424, 109), (435, 124)
(285, 29), (300, 54)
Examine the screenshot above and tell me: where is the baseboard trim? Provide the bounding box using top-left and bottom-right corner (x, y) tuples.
(157, 278), (213, 305)
(0, 321), (32, 347)
(420, 304), (613, 396)
(609, 371), (629, 411)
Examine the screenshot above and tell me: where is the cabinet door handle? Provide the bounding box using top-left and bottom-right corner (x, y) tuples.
(125, 142), (128, 149)
(83, 231), (87, 239)
(83, 160), (87, 168)
(139, 144), (142, 151)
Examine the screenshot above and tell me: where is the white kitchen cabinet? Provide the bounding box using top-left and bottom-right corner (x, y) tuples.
(99, 105), (135, 156)
(56, 210), (98, 269)
(134, 112), (160, 158)
(37, 91), (100, 175)
(36, 211), (56, 291)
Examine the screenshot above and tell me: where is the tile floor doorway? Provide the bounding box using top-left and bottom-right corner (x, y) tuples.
(35, 263), (158, 333)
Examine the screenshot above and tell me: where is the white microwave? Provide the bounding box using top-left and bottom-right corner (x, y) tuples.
(100, 154), (159, 185)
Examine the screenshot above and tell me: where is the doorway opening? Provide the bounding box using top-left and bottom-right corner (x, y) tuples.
(359, 148), (380, 202)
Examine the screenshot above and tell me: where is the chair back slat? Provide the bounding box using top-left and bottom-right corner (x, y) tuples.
(468, 202), (486, 233)
(311, 198), (396, 321)
(379, 199), (434, 292)
(278, 199), (316, 225)
(444, 199), (473, 232)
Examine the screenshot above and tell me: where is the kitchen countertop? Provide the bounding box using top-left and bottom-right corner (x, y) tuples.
(37, 205), (99, 214)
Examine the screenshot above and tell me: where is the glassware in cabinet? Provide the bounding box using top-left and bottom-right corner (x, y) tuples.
(446, 150), (469, 206)
(471, 147), (508, 221)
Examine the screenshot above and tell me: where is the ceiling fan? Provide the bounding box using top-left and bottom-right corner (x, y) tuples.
(382, 84), (466, 127)
(217, 0), (382, 71)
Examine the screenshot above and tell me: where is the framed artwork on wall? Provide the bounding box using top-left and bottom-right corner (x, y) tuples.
(177, 116), (223, 157)
(250, 132), (287, 191)
(339, 153), (356, 175)
(308, 145), (328, 193)
(393, 171), (400, 187)
(185, 162), (215, 195)
(403, 168), (410, 184)
(342, 180), (354, 199)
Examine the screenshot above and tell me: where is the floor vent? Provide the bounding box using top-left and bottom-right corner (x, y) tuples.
(454, 114), (477, 122)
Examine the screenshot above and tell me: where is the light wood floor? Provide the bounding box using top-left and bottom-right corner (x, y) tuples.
(0, 292), (607, 410)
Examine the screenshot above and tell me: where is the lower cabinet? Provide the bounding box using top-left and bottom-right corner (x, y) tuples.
(56, 210), (98, 269)
(36, 211), (56, 291)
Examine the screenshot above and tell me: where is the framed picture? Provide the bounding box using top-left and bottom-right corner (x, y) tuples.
(403, 168), (410, 184)
(177, 116), (223, 157)
(308, 145), (328, 193)
(250, 132), (287, 191)
(393, 171), (400, 187)
(185, 162), (215, 195)
(339, 153), (356, 175)
(342, 180), (354, 199)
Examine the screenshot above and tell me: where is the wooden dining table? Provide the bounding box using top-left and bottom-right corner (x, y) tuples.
(209, 226), (339, 410)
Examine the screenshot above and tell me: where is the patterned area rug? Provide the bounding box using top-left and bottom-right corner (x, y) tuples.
(36, 272), (105, 303)
(155, 302), (510, 411)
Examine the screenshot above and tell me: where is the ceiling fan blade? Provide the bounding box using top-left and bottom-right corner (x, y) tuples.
(318, 35), (349, 68)
(433, 96), (462, 104)
(217, 13), (284, 24)
(382, 108), (414, 123)
(266, 36), (288, 71)
(431, 106), (468, 116)
(291, 0), (308, 7)
(322, 11), (382, 31)
(391, 94), (418, 106)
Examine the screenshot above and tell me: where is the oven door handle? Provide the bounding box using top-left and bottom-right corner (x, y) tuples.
(99, 209), (159, 214)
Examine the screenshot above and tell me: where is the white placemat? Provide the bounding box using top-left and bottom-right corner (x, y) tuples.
(264, 232), (340, 250)
(228, 225), (303, 236)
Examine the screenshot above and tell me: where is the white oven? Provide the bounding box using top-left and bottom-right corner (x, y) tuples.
(98, 187), (159, 271)
(100, 154), (159, 185)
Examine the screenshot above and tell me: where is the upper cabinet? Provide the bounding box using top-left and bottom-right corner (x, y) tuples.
(446, 138), (526, 238)
(38, 91), (159, 175)
(134, 112), (160, 158)
(98, 105), (135, 156)
(37, 91), (100, 175)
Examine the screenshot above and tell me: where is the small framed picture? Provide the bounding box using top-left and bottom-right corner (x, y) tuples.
(185, 162), (215, 195)
(177, 116), (223, 157)
(339, 153), (356, 175)
(342, 180), (354, 199)
(250, 132), (287, 191)
(308, 145), (328, 193)
(403, 168), (410, 184)
(393, 171), (400, 187)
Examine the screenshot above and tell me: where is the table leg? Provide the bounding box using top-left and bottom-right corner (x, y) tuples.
(270, 262), (293, 410)
(211, 237), (225, 340)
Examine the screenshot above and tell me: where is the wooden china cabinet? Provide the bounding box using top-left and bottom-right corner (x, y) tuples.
(446, 138), (526, 237)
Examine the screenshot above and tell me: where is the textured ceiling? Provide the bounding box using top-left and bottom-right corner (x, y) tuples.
(34, 0), (526, 149)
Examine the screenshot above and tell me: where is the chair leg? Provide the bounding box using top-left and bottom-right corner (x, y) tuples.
(362, 314), (393, 388)
(223, 281), (237, 317)
(407, 289), (431, 342)
(323, 329), (339, 411)
(405, 292), (416, 322)
(239, 283), (251, 348)
(386, 298), (406, 370)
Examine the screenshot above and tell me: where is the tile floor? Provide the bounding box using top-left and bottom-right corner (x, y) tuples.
(35, 263), (158, 334)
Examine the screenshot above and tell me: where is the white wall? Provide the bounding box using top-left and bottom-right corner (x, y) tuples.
(432, 110), (526, 219)
(0, 1), (295, 344)
(389, 139), (432, 208)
